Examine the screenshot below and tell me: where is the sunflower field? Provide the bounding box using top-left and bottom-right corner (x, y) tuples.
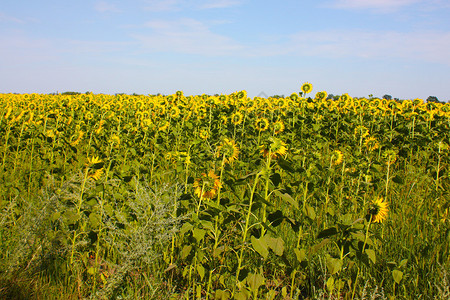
(0, 85), (449, 299)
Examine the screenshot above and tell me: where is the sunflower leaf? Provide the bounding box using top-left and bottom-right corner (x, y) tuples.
(251, 235), (269, 259)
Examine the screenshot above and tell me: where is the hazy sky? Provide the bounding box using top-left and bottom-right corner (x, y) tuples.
(1, 0), (449, 100)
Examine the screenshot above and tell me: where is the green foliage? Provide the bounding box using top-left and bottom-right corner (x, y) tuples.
(0, 91), (449, 299)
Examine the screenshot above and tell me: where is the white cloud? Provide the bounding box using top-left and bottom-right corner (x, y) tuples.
(94, 1), (121, 13)
(325, 0), (420, 11)
(129, 18), (450, 66)
(65, 40), (133, 54)
(132, 18), (244, 55)
(143, 0), (181, 12)
(143, 0), (243, 11)
(199, 0), (243, 9)
(0, 12), (25, 24)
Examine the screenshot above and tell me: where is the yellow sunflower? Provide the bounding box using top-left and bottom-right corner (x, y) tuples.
(109, 134), (121, 147)
(339, 93), (352, 102)
(221, 115), (228, 125)
(85, 111), (94, 121)
(199, 128), (210, 140)
(290, 93), (299, 101)
(367, 197), (389, 223)
(364, 136), (379, 152)
(260, 137), (288, 159)
(70, 130), (85, 146)
(382, 149), (398, 165)
(315, 91), (328, 101)
(95, 120), (106, 135)
(158, 120), (170, 132)
(231, 111), (244, 125)
(273, 120), (285, 135)
(301, 82), (313, 94)
(332, 150), (343, 166)
(193, 170), (222, 199)
(255, 117), (270, 132)
(86, 156), (104, 181)
(236, 90), (247, 100)
(216, 138), (239, 164)
(354, 125), (369, 139)
(169, 106), (181, 119)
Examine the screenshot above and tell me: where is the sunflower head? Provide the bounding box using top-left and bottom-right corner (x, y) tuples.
(169, 106), (181, 119)
(364, 136), (379, 152)
(367, 197), (389, 223)
(109, 134), (121, 147)
(236, 90), (247, 100)
(70, 130), (85, 146)
(193, 170), (222, 199)
(354, 125), (369, 138)
(85, 111), (94, 121)
(260, 137), (288, 159)
(199, 128), (210, 140)
(315, 91), (328, 101)
(231, 111), (244, 125)
(290, 93), (299, 101)
(217, 138), (239, 164)
(86, 156), (104, 181)
(339, 93), (352, 103)
(255, 117), (270, 132)
(382, 149), (398, 165)
(332, 150), (343, 166)
(273, 120), (285, 135)
(301, 82), (313, 94)
(158, 120), (170, 132)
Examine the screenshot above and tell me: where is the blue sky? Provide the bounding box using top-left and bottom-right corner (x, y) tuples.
(1, 0), (449, 101)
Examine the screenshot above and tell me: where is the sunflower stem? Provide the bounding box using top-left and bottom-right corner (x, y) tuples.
(233, 172), (261, 297)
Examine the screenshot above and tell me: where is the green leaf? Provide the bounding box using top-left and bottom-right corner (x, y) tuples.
(392, 175), (404, 184)
(294, 248), (307, 262)
(213, 246), (225, 258)
(267, 210), (284, 227)
(200, 220), (214, 231)
(246, 272), (265, 291)
(351, 232), (374, 247)
(317, 227), (338, 239)
(104, 204), (114, 217)
(180, 222), (193, 236)
(326, 276), (335, 292)
(365, 249), (376, 264)
(203, 199), (221, 210)
(181, 245), (192, 260)
(197, 264), (205, 280)
(214, 289), (231, 300)
(270, 173), (282, 187)
(392, 269), (403, 284)
(64, 209), (79, 225)
(89, 212), (102, 228)
(251, 235), (269, 259)
(304, 203), (316, 220)
(235, 288), (251, 300)
(277, 157), (295, 172)
(87, 267), (96, 275)
(399, 259), (408, 268)
(193, 227), (206, 242)
(275, 190), (298, 209)
(266, 236), (284, 256)
(51, 211), (61, 222)
(326, 257), (342, 275)
(310, 238), (330, 255)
